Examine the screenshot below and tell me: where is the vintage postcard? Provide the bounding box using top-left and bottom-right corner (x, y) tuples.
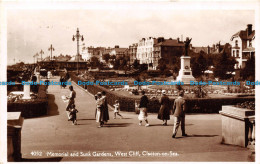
(0, 0), (259, 163)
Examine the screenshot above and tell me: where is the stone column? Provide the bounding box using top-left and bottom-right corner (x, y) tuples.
(22, 84), (31, 99)
(7, 112), (24, 161)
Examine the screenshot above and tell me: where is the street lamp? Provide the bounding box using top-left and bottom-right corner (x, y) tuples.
(33, 53), (39, 65)
(72, 28), (84, 74)
(48, 44), (55, 61)
(39, 49), (44, 61)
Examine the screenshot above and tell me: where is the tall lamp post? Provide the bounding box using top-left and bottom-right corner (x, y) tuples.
(72, 28), (84, 74)
(33, 53), (39, 65)
(39, 49), (44, 61)
(48, 44), (55, 61)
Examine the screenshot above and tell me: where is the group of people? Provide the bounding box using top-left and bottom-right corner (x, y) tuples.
(95, 91), (110, 127)
(93, 89), (187, 138)
(138, 90), (187, 138)
(65, 84), (187, 138)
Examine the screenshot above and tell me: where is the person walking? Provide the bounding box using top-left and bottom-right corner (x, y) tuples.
(101, 91), (109, 123)
(96, 92), (104, 128)
(138, 90), (150, 127)
(69, 104), (79, 125)
(66, 86), (76, 111)
(113, 100), (123, 119)
(172, 90), (187, 138)
(157, 90), (171, 126)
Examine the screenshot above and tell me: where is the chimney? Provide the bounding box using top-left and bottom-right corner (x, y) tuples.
(247, 24), (252, 36)
(115, 45), (119, 48)
(177, 37), (180, 42)
(207, 45), (210, 54)
(157, 37), (164, 43)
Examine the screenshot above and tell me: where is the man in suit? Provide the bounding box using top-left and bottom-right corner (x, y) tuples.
(172, 90), (187, 138)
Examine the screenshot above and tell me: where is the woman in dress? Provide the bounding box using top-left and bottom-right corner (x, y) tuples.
(157, 90), (171, 126)
(95, 92), (104, 128)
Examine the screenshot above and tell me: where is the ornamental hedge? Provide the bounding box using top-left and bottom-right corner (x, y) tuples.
(70, 73), (255, 113)
(7, 85), (48, 118)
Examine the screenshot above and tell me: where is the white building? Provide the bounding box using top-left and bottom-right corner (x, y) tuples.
(230, 24), (255, 69)
(136, 37), (158, 69)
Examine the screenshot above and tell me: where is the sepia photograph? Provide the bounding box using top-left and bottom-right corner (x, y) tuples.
(0, 0), (259, 163)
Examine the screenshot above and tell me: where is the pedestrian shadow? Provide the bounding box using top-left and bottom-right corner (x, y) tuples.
(46, 94), (59, 116)
(175, 134), (218, 139)
(77, 118), (96, 121)
(21, 157), (62, 162)
(149, 123), (193, 127)
(149, 124), (168, 127)
(104, 123), (132, 128)
(189, 134), (218, 137)
(75, 123), (89, 125)
(113, 118), (132, 120)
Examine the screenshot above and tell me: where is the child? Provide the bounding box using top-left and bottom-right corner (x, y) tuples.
(138, 107), (149, 126)
(69, 104), (78, 125)
(113, 100), (123, 119)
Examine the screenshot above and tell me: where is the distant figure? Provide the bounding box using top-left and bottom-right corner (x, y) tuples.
(60, 76), (66, 88)
(157, 90), (171, 126)
(31, 74), (38, 93)
(113, 100), (123, 119)
(47, 71), (52, 79)
(184, 37), (192, 56)
(138, 90), (149, 127)
(66, 86), (76, 111)
(45, 78), (50, 92)
(172, 90), (187, 138)
(101, 91), (109, 123)
(69, 104), (78, 125)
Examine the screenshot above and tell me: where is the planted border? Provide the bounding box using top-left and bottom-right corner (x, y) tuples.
(70, 73), (255, 113)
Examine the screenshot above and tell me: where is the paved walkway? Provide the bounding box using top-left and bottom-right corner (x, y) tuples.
(20, 77), (252, 162)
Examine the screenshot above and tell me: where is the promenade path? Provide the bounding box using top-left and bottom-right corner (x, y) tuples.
(20, 76), (252, 162)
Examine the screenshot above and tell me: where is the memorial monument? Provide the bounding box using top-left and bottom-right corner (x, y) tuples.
(176, 37), (196, 84)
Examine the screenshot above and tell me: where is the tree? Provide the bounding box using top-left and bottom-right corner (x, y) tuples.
(132, 59), (140, 69)
(102, 54), (110, 63)
(213, 51), (237, 80)
(90, 56), (100, 68)
(157, 58), (167, 72)
(191, 51), (208, 78)
(240, 55), (255, 81)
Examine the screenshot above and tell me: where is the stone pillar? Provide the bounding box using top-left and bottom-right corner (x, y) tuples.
(219, 106), (255, 147)
(22, 84), (31, 99)
(47, 71), (52, 79)
(7, 112), (24, 161)
(36, 72), (41, 83)
(176, 56), (195, 84)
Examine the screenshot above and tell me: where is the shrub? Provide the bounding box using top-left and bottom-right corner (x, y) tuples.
(70, 72), (255, 113)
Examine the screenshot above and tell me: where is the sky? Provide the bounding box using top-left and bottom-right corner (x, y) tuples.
(7, 7), (255, 65)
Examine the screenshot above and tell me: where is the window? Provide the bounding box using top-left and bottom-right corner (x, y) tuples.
(235, 40), (238, 47)
(236, 50), (239, 57)
(233, 50), (235, 56)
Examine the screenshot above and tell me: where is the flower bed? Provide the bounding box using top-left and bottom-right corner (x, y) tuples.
(70, 73), (255, 113)
(7, 85), (48, 118)
(236, 101), (255, 110)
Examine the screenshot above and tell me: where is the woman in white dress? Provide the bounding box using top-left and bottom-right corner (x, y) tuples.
(95, 92), (104, 127)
